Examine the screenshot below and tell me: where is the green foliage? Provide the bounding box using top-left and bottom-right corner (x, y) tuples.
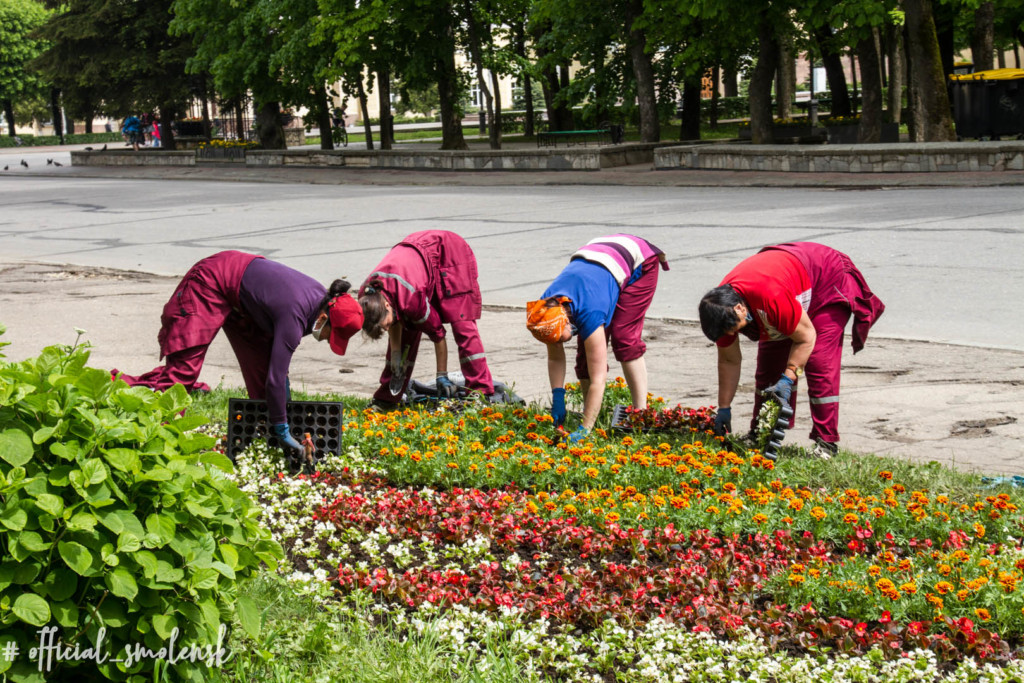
(0, 328), (282, 682)
(219, 572), (535, 683)
(0, 0), (49, 116)
(0, 132), (122, 148)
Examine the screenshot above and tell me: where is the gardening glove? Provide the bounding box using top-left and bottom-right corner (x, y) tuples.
(551, 388), (567, 427)
(764, 375), (795, 405)
(436, 373), (457, 399)
(714, 407), (732, 436)
(271, 423), (303, 458)
(567, 427), (590, 444)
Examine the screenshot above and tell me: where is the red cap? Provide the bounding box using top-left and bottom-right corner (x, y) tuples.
(326, 295), (363, 356)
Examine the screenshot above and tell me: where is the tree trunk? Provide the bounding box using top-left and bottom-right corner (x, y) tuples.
(850, 49), (859, 113)
(3, 99), (15, 136)
(513, 22), (535, 136)
(904, 0), (955, 141)
(625, 0), (659, 142)
(777, 35), (795, 120)
(50, 88), (64, 143)
(723, 66), (739, 97)
(886, 23), (904, 123)
(489, 69), (503, 149)
(377, 66), (392, 150)
(812, 25), (851, 116)
(159, 105), (177, 151)
(750, 13), (780, 144)
(84, 113), (93, 134)
(710, 66), (720, 129)
(933, 1), (955, 76)
(235, 102), (245, 142)
(317, 84), (334, 151)
(357, 79), (374, 150)
(436, 54), (468, 150)
(857, 31), (884, 143)
(64, 113), (76, 135)
(679, 73), (702, 140)
(254, 100), (286, 149)
(971, 2), (994, 72)
(535, 38), (573, 132)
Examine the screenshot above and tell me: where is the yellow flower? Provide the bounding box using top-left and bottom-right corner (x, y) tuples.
(810, 507), (826, 521)
(752, 513), (768, 525)
(975, 608), (991, 621)
(585, 468), (599, 478)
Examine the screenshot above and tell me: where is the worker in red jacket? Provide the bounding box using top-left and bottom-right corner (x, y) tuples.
(358, 230), (494, 408)
(115, 250), (363, 457)
(698, 242), (885, 458)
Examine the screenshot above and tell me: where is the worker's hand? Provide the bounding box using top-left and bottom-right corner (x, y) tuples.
(764, 375), (795, 404)
(567, 427), (590, 444)
(714, 407), (732, 436)
(436, 373), (457, 399)
(551, 388), (567, 427)
(271, 423), (302, 457)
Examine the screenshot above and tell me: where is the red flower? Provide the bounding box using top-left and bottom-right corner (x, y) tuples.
(879, 611), (892, 624)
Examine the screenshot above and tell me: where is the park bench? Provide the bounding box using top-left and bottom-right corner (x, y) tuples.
(537, 123), (624, 148)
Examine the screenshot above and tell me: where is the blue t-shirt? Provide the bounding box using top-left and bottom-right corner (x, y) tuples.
(542, 258), (640, 341)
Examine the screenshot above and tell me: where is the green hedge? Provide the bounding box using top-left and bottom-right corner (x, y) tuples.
(0, 133), (123, 148)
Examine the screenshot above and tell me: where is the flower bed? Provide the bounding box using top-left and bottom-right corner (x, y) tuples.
(217, 387), (1024, 678)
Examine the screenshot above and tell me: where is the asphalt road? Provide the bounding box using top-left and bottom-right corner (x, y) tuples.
(1, 176), (1022, 350)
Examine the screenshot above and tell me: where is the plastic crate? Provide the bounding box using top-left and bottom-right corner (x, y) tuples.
(610, 404), (641, 431)
(226, 398), (344, 461)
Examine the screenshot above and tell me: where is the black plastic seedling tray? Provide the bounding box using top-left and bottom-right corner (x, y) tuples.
(226, 398), (344, 461)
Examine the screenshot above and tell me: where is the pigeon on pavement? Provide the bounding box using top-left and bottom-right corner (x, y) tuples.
(53, 161), (63, 167)
(102, 144), (108, 151)
(20, 160), (28, 168)
(47, 158), (53, 165)
(84, 147), (93, 151)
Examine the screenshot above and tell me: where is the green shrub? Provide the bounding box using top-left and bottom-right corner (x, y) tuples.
(0, 326), (282, 682)
(0, 133), (122, 148)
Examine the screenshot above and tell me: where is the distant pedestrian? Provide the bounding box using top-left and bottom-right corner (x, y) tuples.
(121, 115), (144, 151)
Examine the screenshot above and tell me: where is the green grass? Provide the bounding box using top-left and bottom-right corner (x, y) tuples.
(213, 572), (536, 683)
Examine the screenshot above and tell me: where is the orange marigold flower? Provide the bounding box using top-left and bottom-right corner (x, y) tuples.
(878, 470), (893, 480)
(935, 581), (954, 595)
(871, 507), (886, 518)
(974, 523), (986, 538)
(843, 513), (859, 525)
(788, 574), (805, 586)
(752, 513), (768, 525)
(900, 582), (918, 595)
(706, 505), (721, 515)
(810, 507), (827, 521)
(585, 467), (599, 478)
(788, 498), (805, 512)
(868, 565), (882, 576)
(975, 608), (991, 621)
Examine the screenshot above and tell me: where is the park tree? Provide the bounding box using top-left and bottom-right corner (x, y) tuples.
(0, 0), (49, 136)
(173, 0), (346, 150)
(34, 0), (192, 147)
(317, 0), (469, 150)
(903, 0), (956, 140)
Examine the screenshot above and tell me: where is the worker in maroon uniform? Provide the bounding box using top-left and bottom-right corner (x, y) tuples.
(358, 230), (494, 408)
(698, 242), (885, 458)
(115, 250), (363, 457)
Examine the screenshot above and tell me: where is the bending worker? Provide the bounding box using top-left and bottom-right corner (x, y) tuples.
(526, 234), (669, 441)
(358, 230), (494, 408)
(115, 250), (363, 457)
(698, 242), (885, 458)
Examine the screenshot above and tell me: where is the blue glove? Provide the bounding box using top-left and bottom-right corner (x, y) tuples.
(271, 423), (302, 455)
(714, 407), (732, 436)
(567, 427), (590, 443)
(436, 373), (457, 399)
(765, 375), (795, 404)
(551, 388), (567, 427)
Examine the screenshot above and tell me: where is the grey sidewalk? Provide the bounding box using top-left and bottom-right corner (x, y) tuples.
(5, 137), (1024, 188)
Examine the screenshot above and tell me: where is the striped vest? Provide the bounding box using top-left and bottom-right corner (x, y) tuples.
(570, 235), (663, 287)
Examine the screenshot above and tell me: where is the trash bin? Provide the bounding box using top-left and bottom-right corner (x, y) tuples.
(948, 69), (1024, 140)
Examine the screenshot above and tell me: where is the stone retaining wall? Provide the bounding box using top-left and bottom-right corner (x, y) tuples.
(71, 150), (196, 167)
(245, 143), (666, 171)
(655, 141), (1024, 173)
